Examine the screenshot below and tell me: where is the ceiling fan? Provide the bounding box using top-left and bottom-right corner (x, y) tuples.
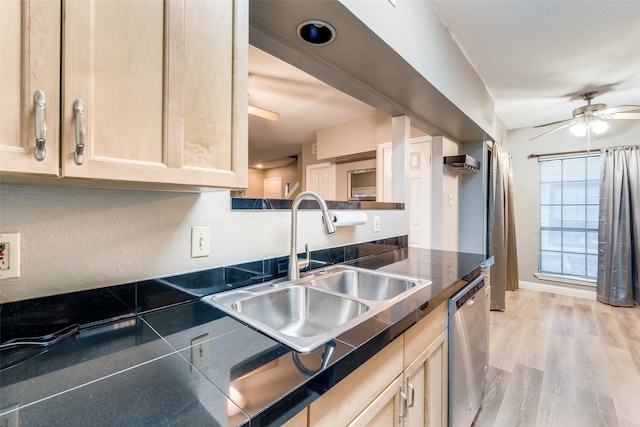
(530, 91), (640, 141)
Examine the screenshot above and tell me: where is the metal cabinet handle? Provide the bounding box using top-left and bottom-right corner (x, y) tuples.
(399, 386), (409, 423)
(407, 378), (415, 408)
(33, 90), (47, 161)
(73, 99), (85, 165)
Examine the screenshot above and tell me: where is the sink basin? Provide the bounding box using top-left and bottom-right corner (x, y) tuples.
(310, 268), (419, 301)
(232, 286), (369, 338)
(203, 265), (431, 353)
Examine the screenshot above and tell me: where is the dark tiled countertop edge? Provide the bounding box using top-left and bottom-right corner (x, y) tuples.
(231, 197), (404, 211)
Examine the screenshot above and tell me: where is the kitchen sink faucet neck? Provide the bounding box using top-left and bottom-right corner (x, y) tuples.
(288, 191), (336, 281)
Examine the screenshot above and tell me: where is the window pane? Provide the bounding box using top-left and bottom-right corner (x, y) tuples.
(586, 205), (599, 229)
(563, 205), (585, 228)
(587, 231), (598, 254)
(563, 253), (586, 276)
(538, 154), (599, 280)
(541, 182), (562, 204)
(540, 160), (561, 182)
(563, 231), (585, 253)
(541, 251), (562, 273)
(587, 180), (599, 204)
(587, 156), (600, 180)
(563, 158), (586, 181)
(541, 230), (562, 251)
(587, 254), (598, 277)
(540, 206), (562, 227)
(563, 181), (586, 204)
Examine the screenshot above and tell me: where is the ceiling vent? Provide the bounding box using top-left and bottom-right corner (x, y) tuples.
(444, 155), (480, 174)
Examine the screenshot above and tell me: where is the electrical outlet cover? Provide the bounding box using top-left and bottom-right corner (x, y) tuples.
(0, 232), (21, 279)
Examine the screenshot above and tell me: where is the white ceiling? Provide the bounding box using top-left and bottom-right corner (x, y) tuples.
(248, 45), (375, 167)
(429, 0), (640, 130)
(248, 1), (640, 166)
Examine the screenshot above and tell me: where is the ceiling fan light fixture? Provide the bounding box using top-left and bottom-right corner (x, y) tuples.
(297, 20), (336, 45)
(570, 122), (587, 137)
(591, 118), (609, 134)
(248, 105), (280, 121)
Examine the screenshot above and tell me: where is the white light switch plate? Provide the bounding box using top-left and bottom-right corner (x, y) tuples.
(191, 226), (210, 258)
(191, 334), (210, 370)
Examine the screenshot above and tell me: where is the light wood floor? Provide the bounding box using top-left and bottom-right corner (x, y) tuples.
(473, 288), (640, 427)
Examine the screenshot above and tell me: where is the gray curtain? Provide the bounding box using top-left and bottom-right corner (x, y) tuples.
(489, 144), (519, 311)
(597, 145), (640, 306)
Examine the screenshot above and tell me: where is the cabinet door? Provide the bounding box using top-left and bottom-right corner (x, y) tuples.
(282, 408), (308, 427)
(404, 330), (448, 427)
(0, 0), (60, 176)
(61, 0), (247, 188)
(348, 376), (403, 427)
(309, 338), (403, 427)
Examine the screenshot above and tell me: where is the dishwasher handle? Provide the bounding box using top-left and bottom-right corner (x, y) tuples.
(449, 274), (485, 312)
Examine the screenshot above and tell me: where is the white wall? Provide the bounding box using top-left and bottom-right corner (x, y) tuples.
(503, 120), (640, 288)
(0, 184), (407, 303)
(430, 136), (461, 251)
(339, 0), (496, 138)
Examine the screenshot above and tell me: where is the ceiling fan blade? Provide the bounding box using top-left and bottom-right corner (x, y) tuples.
(533, 117), (574, 128)
(248, 105), (280, 121)
(598, 105), (640, 115)
(529, 120), (580, 141)
(609, 112), (640, 120)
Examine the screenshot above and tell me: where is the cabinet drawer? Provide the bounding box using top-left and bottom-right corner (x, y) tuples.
(403, 302), (447, 369)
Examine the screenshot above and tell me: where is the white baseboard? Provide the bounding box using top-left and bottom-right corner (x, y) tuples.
(519, 280), (597, 300)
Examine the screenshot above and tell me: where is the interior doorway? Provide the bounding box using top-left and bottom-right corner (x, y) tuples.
(306, 163), (336, 200)
(263, 177), (283, 198)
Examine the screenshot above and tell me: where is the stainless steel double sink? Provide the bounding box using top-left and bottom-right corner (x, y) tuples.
(202, 265), (431, 353)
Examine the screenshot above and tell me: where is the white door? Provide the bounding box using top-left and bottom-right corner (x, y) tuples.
(263, 177), (283, 198)
(408, 137), (431, 248)
(306, 163), (336, 200)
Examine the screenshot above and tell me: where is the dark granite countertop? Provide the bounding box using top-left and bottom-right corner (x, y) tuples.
(0, 248), (486, 426)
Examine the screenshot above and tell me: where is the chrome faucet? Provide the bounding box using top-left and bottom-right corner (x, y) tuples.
(288, 191), (337, 280)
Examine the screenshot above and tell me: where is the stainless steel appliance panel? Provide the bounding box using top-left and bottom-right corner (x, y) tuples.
(448, 275), (486, 427)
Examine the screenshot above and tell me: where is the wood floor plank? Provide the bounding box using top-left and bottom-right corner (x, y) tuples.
(603, 344), (640, 424)
(516, 315), (550, 372)
(576, 388), (619, 427)
(595, 311), (628, 349)
(573, 302), (598, 336)
(492, 363), (544, 427)
(536, 334), (576, 427)
(475, 290), (640, 427)
(573, 333), (612, 396)
(550, 304), (573, 337)
(472, 366), (511, 427)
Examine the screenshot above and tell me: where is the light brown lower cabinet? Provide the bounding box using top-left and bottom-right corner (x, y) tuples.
(289, 302), (449, 427)
(282, 408), (308, 427)
(403, 330), (448, 427)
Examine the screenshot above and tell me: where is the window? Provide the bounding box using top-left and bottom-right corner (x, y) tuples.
(538, 155), (600, 280)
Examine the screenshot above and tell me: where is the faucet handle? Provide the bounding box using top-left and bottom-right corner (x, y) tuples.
(299, 243), (310, 271)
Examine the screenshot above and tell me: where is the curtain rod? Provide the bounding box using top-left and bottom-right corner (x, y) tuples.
(527, 149), (600, 160)
(528, 144), (640, 160)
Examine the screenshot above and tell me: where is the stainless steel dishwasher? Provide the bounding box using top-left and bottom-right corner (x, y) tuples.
(448, 274), (486, 427)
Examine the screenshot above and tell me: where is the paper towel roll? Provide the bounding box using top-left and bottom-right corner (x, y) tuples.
(330, 210), (368, 226)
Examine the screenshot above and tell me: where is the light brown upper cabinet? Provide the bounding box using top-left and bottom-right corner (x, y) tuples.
(0, 0), (61, 176)
(1, 0), (248, 190)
